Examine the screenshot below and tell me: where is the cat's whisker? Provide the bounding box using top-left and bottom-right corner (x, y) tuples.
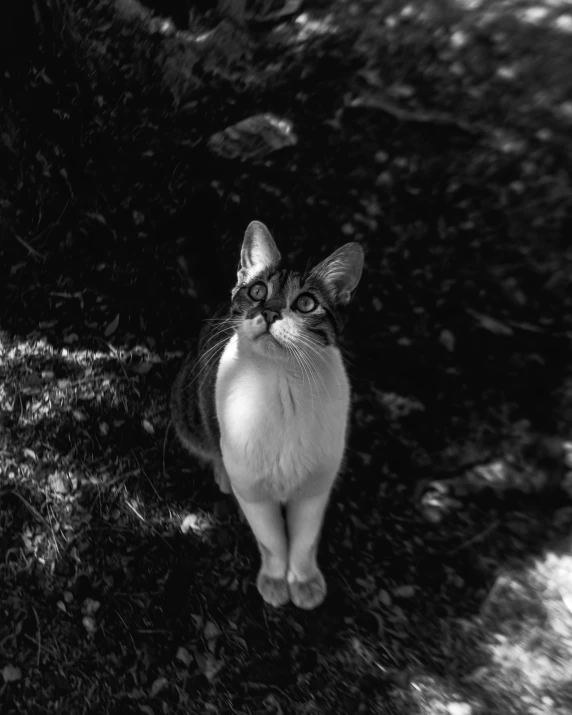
(296, 334), (343, 394)
(185, 331), (235, 389)
(295, 335), (339, 396)
(293, 341), (325, 413)
(289, 342), (316, 413)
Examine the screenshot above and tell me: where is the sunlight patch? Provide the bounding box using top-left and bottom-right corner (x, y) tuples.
(180, 512), (213, 534)
(521, 6), (550, 23)
(475, 547), (572, 712)
(292, 12), (337, 42)
(555, 14), (572, 31)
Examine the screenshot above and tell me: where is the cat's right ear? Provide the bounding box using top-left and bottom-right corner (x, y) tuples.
(238, 221), (281, 281)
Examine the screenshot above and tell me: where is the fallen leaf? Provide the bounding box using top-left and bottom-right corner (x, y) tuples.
(175, 646), (193, 666)
(104, 314), (120, 337)
(439, 329), (456, 351)
(208, 113), (297, 161)
(82, 616), (97, 633)
(204, 621), (220, 640)
(393, 585), (415, 598)
(2, 664), (22, 683)
(82, 599), (101, 615)
(142, 419), (154, 435)
(195, 651), (224, 682)
(467, 309), (513, 336)
(181, 514), (200, 533)
(150, 676), (168, 697)
(379, 589), (392, 607)
(132, 361), (154, 375)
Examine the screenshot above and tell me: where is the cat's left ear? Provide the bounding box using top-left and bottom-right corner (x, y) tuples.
(239, 221), (281, 280)
(312, 243), (364, 305)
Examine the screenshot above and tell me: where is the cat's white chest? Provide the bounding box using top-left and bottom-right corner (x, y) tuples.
(215, 335), (350, 501)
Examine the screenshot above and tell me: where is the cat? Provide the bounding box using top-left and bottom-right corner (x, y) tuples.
(171, 221), (363, 609)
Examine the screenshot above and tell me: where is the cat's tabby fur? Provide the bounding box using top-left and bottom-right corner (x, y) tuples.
(171, 221), (363, 609)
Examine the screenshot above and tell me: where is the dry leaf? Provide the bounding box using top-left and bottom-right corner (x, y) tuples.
(439, 329), (456, 351)
(2, 664), (22, 683)
(132, 361), (154, 375)
(104, 313), (120, 337)
(208, 113), (297, 161)
(393, 585), (415, 598)
(150, 676), (168, 697)
(204, 621), (220, 640)
(82, 598), (101, 615)
(142, 419), (155, 435)
(175, 646), (193, 666)
(379, 589), (392, 607)
(82, 616), (97, 633)
(468, 309), (513, 336)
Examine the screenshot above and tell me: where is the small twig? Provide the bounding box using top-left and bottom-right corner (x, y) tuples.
(23, 634), (58, 659)
(248, 0), (304, 26)
(449, 520), (499, 556)
(103, 469), (140, 488)
(133, 455), (162, 502)
(31, 606), (42, 667)
(125, 501), (174, 551)
(136, 629), (171, 634)
(348, 95), (486, 136)
(6, 490), (64, 547)
(12, 232), (46, 260)
(163, 419), (172, 482)
(97, 340), (131, 381)
(41, 198), (70, 245)
(114, 610), (136, 651)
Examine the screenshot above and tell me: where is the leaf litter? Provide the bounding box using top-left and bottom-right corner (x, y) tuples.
(1, 0), (572, 714)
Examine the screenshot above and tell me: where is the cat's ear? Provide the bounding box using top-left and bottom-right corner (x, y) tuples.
(311, 243), (364, 305)
(239, 221), (281, 279)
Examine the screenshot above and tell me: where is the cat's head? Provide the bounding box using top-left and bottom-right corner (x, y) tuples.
(230, 221), (364, 361)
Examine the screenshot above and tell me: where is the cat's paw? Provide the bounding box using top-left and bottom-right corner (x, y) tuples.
(256, 571), (290, 608)
(288, 570), (327, 610)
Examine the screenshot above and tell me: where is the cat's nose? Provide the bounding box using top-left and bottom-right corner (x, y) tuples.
(262, 308), (281, 325)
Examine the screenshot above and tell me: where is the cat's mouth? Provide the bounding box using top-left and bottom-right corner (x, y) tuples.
(253, 327), (285, 350)
(256, 329), (280, 344)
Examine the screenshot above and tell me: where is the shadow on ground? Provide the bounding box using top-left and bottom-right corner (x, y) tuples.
(1, 0), (572, 713)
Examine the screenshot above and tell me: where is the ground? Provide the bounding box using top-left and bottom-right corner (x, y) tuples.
(1, 0), (572, 713)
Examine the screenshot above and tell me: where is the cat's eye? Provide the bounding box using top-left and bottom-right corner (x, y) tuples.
(294, 294), (318, 313)
(248, 282), (267, 301)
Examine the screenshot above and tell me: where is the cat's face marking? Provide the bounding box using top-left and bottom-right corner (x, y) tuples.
(229, 221), (364, 362)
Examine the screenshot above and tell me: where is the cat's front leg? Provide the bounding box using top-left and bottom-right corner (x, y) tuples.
(233, 491), (290, 607)
(286, 490), (331, 610)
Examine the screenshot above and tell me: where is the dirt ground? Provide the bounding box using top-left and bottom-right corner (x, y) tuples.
(1, 1), (572, 713)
